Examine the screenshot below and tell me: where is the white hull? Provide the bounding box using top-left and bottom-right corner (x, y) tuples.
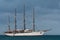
(5, 31), (44, 36)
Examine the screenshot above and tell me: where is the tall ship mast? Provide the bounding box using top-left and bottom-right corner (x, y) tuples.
(32, 8), (35, 32)
(23, 4), (26, 30)
(14, 8), (17, 33)
(8, 15), (11, 32)
(4, 5), (50, 36)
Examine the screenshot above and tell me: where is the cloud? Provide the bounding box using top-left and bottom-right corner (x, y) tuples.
(0, 0), (60, 35)
(0, 9), (60, 35)
(0, 0), (60, 12)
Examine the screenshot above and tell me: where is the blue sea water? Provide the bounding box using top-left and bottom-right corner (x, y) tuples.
(0, 35), (60, 40)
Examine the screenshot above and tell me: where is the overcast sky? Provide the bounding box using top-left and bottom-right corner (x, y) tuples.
(0, 0), (60, 35)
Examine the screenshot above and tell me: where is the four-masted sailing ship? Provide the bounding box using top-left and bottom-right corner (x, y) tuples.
(4, 5), (50, 36)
